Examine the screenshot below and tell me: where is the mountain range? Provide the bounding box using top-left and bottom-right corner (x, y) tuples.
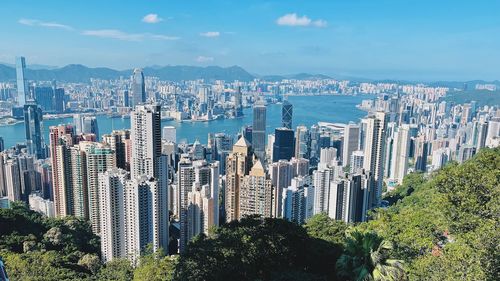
(0, 63), (498, 86)
(0, 63), (336, 83)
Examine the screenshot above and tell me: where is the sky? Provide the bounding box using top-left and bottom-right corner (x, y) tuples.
(1, 0), (499, 81)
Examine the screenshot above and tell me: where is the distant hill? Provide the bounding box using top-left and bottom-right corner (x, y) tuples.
(0, 64), (256, 83)
(260, 73), (331, 81)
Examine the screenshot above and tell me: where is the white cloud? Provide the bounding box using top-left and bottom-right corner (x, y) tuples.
(142, 13), (163, 24)
(196, 56), (214, 63)
(150, 34), (179, 40)
(18, 18), (73, 30)
(276, 13), (327, 28)
(200, 31), (220, 38)
(82, 29), (144, 41)
(82, 29), (179, 41)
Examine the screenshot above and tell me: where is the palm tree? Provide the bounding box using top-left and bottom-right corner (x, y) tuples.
(336, 231), (406, 281)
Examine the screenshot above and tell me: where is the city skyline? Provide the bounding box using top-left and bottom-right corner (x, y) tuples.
(0, 1), (499, 81)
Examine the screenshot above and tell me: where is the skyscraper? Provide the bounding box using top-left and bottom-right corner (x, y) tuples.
(177, 158), (195, 252)
(342, 123), (360, 167)
(240, 160), (273, 218)
(295, 126), (310, 159)
(234, 86), (243, 117)
(362, 112), (387, 209)
(225, 137), (253, 222)
(82, 116), (99, 140)
(269, 160), (293, 218)
(130, 68), (146, 107)
(129, 104), (169, 257)
(272, 127), (295, 162)
(312, 167), (332, 214)
(131, 104), (162, 179)
(389, 124), (411, 184)
(5, 158), (21, 202)
(49, 125), (75, 217)
(24, 102), (45, 159)
(16, 56), (28, 106)
(85, 142), (116, 233)
(124, 175), (167, 263)
(282, 100), (293, 129)
(102, 130), (131, 171)
(252, 102), (266, 161)
(99, 168), (129, 263)
(282, 176), (314, 224)
(162, 126), (176, 143)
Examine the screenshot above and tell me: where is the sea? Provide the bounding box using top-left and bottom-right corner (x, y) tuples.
(0, 95), (368, 148)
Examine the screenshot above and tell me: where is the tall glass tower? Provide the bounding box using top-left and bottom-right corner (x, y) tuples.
(252, 102), (267, 160)
(23, 102), (44, 159)
(282, 100), (293, 129)
(16, 56), (28, 106)
(130, 68), (146, 107)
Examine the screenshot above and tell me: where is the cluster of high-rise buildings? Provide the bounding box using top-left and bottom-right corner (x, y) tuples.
(0, 56), (499, 265)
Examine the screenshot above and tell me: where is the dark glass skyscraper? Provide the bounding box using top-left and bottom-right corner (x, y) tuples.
(273, 127), (295, 162)
(130, 68), (146, 107)
(234, 86), (243, 117)
(252, 102), (266, 160)
(23, 102), (45, 159)
(82, 116), (99, 140)
(282, 100), (293, 129)
(34, 86), (55, 112)
(16, 56), (28, 106)
(53, 88), (65, 113)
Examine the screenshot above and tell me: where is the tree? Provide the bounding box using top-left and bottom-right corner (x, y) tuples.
(78, 253), (100, 274)
(133, 254), (178, 281)
(175, 216), (341, 280)
(336, 231), (405, 281)
(96, 259), (134, 281)
(305, 213), (348, 245)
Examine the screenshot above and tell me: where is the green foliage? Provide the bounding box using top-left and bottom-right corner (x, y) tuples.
(442, 89), (500, 107)
(359, 147), (500, 280)
(305, 213), (348, 245)
(95, 259), (134, 281)
(175, 216), (341, 280)
(133, 252), (178, 281)
(383, 172), (425, 205)
(335, 231), (405, 281)
(0, 204), (101, 280)
(0, 250), (89, 281)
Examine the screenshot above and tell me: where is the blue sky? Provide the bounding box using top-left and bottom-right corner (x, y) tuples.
(1, 0), (499, 81)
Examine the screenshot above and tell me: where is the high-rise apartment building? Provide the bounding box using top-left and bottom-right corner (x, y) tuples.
(240, 160), (273, 218)
(389, 124), (411, 184)
(49, 125), (75, 217)
(124, 175), (167, 263)
(282, 176), (314, 224)
(361, 112), (387, 209)
(99, 168), (129, 263)
(225, 137), (253, 222)
(102, 130), (131, 171)
(269, 160), (293, 218)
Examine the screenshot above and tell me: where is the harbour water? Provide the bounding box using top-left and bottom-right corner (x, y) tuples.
(0, 95), (368, 148)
